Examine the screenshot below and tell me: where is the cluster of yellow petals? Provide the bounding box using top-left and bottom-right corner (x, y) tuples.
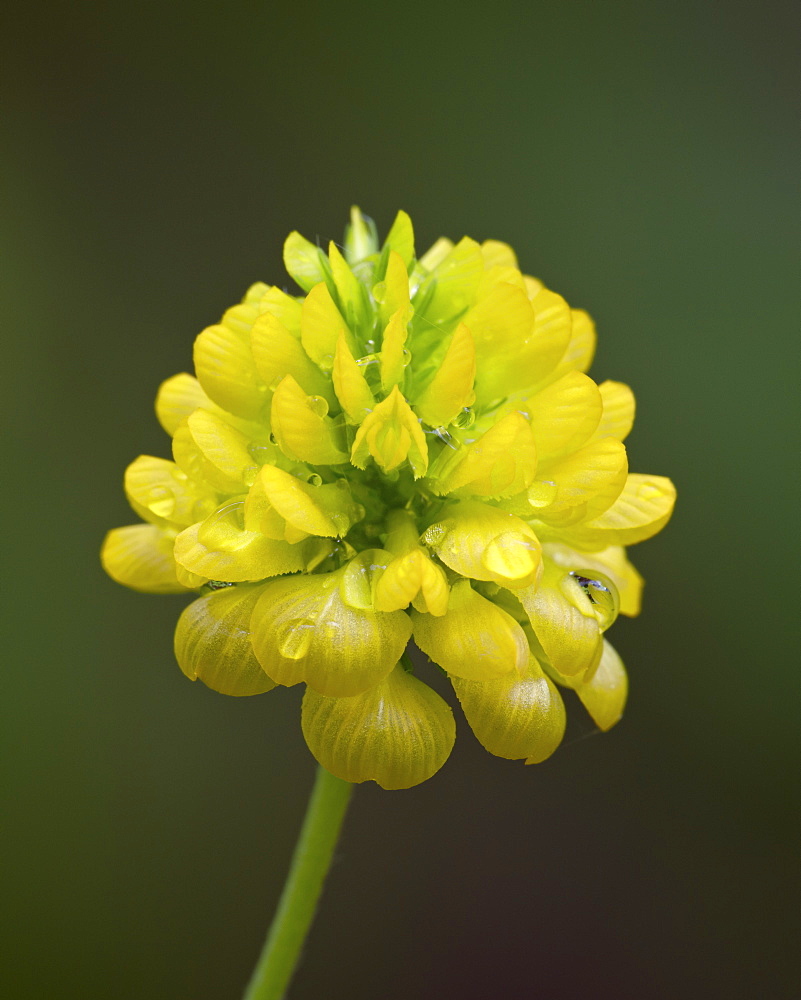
(102, 208), (675, 789)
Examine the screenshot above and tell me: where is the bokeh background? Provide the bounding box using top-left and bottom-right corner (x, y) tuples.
(3, 2), (799, 998)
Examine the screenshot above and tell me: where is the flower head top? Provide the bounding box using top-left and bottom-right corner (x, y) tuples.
(102, 209), (675, 789)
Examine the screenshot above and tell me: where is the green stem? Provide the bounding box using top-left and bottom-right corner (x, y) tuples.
(242, 766), (354, 1000)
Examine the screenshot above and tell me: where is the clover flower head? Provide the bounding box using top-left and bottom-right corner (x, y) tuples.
(102, 208), (675, 789)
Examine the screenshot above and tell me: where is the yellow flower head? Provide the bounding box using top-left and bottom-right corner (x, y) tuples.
(102, 208), (676, 789)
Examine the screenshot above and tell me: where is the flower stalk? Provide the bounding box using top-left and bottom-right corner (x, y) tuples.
(243, 766), (353, 1000)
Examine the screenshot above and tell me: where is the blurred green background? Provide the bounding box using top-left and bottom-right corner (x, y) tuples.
(3, 2), (799, 997)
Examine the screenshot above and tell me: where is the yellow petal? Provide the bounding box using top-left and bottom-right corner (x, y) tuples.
(186, 408), (262, 490)
(375, 249), (412, 329)
(383, 210), (415, 269)
(174, 501), (305, 582)
(332, 331), (375, 423)
(452, 655), (566, 762)
(193, 324), (267, 419)
(344, 205), (379, 264)
(412, 579), (527, 680)
(301, 665), (454, 789)
(259, 286), (303, 336)
(283, 231), (329, 292)
(526, 287), (574, 381)
(124, 455), (217, 528)
(430, 411), (537, 498)
(155, 373), (212, 436)
(250, 572), (412, 696)
(300, 282), (354, 371)
(250, 464), (361, 539)
(546, 307), (597, 381)
(466, 282), (536, 401)
(101, 524), (186, 594)
(270, 375), (349, 465)
(328, 240), (371, 333)
(174, 585), (275, 696)
(524, 371), (603, 460)
(422, 500), (541, 589)
(350, 386), (428, 477)
(592, 380), (636, 441)
(417, 236), (453, 273)
(412, 322), (476, 428)
(481, 239), (518, 269)
(516, 560), (603, 676)
(575, 639), (628, 730)
(536, 437), (628, 514)
(374, 548), (450, 616)
(417, 236), (484, 325)
(251, 311), (334, 404)
(379, 308), (409, 392)
(566, 474), (677, 549)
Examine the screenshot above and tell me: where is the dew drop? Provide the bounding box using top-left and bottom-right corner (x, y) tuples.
(422, 523), (447, 547)
(248, 442), (274, 464)
(305, 472), (323, 487)
(527, 480), (558, 508)
(453, 407), (475, 429)
(307, 396), (329, 418)
(277, 618), (316, 659)
(568, 571), (620, 631)
(356, 353), (380, 367)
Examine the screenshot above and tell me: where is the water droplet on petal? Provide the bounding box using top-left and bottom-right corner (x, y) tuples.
(568, 571), (620, 631)
(453, 407), (475, 429)
(277, 618), (316, 659)
(422, 523), (447, 547)
(307, 395), (329, 418)
(527, 480), (558, 508)
(306, 472), (323, 486)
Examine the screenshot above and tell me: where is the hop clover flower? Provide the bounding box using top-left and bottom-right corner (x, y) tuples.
(102, 208), (675, 790)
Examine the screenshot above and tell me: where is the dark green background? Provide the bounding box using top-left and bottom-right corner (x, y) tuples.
(3, 2), (798, 998)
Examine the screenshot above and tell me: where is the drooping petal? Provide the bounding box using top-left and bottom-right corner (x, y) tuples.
(565, 474), (677, 549)
(412, 322), (476, 428)
(350, 386), (428, 477)
(592, 381), (635, 441)
(155, 373), (213, 436)
(574, 639), (628, 731)
(124, 455), (217, 528)
(250, 572), (412, 696)
(516, 560), (604, 677)
(185, 408), (262, 490)
(301, 665), (454, 789)
(174, 502), (305, 582)
(550, 308), (596, 378)
(429, 411), (537, 498)
(411, 579), (527, 681)
(536, 437), (628, 515)
(422, 500), (541, 589)
(452, 655), (566, 763)
(524, 371), (603, 461)
(270, 375), (349, 466)
(101, 524), (187, 594)
(174, 585), (275, 696)
(193, 323), (267, 419)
